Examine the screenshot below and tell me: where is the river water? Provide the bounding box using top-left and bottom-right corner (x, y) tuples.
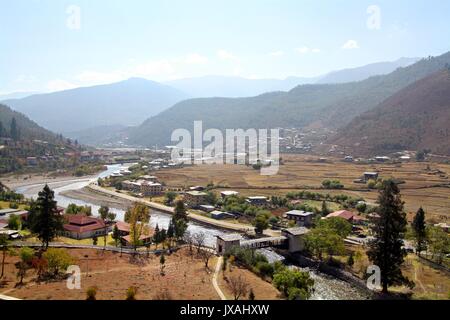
(14, 163), (369, 300)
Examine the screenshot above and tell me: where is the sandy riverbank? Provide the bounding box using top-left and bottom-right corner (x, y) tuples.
(60, 187), (135, 211)
(1, 173), (97, 190)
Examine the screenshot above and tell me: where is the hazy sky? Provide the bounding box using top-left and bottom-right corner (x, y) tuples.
(1, 0), (450, 93)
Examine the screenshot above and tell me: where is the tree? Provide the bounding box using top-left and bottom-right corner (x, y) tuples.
(199, 248), (214, 269)
(160, 254), (166, 275)
(248, 288), (255, 300)
(173, 200), (188, 222)
(0, 234), (9, 279)
(0, 121), (6, 137)
(112, 224), (120, 247)
(174, 219), (188, 241)
(272, 268), (314, 300)
(367, 180), (412, 293)
(427, 226), (450, 265)
(43, 248), (74, 277)
(10, 117), (20, 141)
(86, 286), (97, 300)
(8, 214), (22, 230)
(412, 207), (427, 256)
(28, 185), (63, 249)
(253, 212), (270, 234)
(321, 201), (330, 216)
(98, 206), (116, 250)
(317, 217), (352, 238)
(347, 253), (355, 267)
(126, 286), (137, 300)
(164, 191), (177, 206)
(193, 232), (206, 253)
(305, 227), (345, 261)
(127, 203), (150, 252)
(16, 247), (34, 285)
(226, 274), (249, 300)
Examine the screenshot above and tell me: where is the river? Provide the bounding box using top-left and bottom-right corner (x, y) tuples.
(14, 163), (369, 300)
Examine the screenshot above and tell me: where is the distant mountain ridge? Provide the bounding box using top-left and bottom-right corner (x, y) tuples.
(330, 69), (450, 156)
(316, 57), (419, 84)
(126, 52), (450, 148)
(2, 78), (189, 133)
(165, 58), (419, 98)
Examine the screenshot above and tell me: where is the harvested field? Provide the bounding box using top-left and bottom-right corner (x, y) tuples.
(156, 154), (450, 221)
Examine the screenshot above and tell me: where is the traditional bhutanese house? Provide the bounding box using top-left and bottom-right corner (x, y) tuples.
(281, 227), (310, 253)
(115, 221), (131, 237)
(216, 234), (242, 255)
(363, 172), (379, 182)
(184, 191), (208, 208)
(246, 196), (268, 206)
(434, 223), (450, 233)
(284, 210), (315, 227)
(0, 222), (8, 230)
(220, 191), (239, 198)
(325, 210), (366, 225)
(121, 228), (155, 247)
(140, 181), (163, 196)
(199, 205), (215, 212)
(63, 214), (109, 240)
(210, 210), (234, 220)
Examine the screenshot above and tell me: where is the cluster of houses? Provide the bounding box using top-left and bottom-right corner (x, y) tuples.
(0, 208), (30, 239)
(120, 175), (163, 196)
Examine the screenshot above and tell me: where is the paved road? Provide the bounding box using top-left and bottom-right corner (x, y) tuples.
(212, 256), (227, 300)
(88, 184), (257, 233)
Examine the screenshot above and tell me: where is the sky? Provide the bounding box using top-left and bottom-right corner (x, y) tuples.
(1, 0), (450, 94)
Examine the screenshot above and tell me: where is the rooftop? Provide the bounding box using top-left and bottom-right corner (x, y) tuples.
(283, 227), (310, 236)
(217, 234), (242, 242)
(285, 210), (314, 217)
(186, 191), (208, 196)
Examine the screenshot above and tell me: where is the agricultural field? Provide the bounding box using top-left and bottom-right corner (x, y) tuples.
(156, 154), (450, 222)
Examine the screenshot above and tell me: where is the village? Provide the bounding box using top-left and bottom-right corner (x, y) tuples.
(1, 149), (449, 301)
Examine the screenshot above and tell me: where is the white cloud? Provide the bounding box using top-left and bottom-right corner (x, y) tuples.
(295, 47), (321, 54)
(46, 79), (77, 92)
(341, 40), (359, 49)
(184, 53), (209, 64)
(268, 50), (284, 57)
(217, 49), (238, 61)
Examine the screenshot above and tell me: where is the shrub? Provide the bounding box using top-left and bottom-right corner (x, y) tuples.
(43, 248), (74, 276)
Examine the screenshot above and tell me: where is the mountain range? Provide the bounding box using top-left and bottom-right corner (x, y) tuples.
(126, 53), (450, 148)
(1, 78), (189, 133)
(165, 57), (418, 97)
(330, 69), (450, 156)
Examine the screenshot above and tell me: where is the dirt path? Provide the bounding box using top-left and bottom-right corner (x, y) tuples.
(212, 256), (227, 300)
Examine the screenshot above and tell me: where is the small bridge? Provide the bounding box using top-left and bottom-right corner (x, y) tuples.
(240, 236), (288, 250)
(216, 227), (309, 255)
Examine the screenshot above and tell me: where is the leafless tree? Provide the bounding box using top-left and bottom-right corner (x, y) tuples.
(199, 248), (214, 269)
(153, 288), (173, 300)
(183, 231), (194, 254)
(193, 232), (206, 254)
(226, 274), (249, 300)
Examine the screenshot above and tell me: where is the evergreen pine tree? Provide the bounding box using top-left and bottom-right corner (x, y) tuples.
(29, 185), (63, 249)
(367, 179), (412, 293)
(412, 207), (427, 256)
(10, 117), (20, 141)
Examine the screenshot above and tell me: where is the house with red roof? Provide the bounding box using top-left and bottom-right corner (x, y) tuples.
(63, 214), (111, 240)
